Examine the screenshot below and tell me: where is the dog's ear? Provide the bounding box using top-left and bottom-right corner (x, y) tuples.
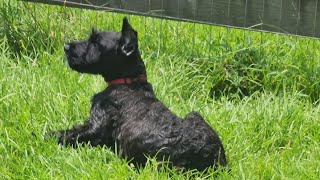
(89, 28), (99, 42)
(120, 17), (138, 56)
(121, 17), (134, 33)
(91, 28), (96, 35)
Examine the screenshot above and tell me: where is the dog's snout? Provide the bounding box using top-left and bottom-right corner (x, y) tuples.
(64, 44), (71, 52)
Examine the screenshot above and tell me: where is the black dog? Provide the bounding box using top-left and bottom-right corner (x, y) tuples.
(52, 17), (227, 171)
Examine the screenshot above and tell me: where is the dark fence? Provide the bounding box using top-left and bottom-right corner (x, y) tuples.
(21, 0), (319, 39)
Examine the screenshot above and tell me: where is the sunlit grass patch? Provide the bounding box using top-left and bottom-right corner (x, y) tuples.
(1, 0), (320, 179)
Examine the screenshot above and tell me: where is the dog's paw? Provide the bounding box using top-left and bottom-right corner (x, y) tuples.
(46, 130), (63, 138)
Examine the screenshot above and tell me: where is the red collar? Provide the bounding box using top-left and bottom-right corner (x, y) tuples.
(107, 75), (147, 85)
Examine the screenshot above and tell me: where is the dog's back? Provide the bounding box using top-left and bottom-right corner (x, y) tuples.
(92, 82), (227, 170)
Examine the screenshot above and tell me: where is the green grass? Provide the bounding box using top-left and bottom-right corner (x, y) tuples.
(1, 1), (320, 179)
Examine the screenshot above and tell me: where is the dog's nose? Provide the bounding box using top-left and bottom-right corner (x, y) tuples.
(64, 44), (70, 52)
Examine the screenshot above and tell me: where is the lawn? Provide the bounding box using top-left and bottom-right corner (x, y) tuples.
(1, 1), (320, 179)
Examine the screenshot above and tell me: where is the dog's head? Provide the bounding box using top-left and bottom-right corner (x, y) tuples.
(64, 17), (145, 80)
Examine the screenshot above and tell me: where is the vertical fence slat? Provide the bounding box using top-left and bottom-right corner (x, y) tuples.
(208, 0), (214, 59)
(191, 0), (197, 58)
(276, 0), (283, 63)
(313, 0), (318, 37)
(226, 0), (231, 52)
(157, 0), (164, 58)
(175, 0), (180, 55)
(260, 0), (265, 57)
(244, 0), (248, 49)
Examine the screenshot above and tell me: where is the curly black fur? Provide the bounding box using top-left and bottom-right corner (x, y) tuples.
(51, 18), (227, 171)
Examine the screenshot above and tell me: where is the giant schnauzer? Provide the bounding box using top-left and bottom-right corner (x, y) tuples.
(51, 17), (227, 171)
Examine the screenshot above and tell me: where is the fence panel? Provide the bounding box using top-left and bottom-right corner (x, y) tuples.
(20, 0), (320, 39)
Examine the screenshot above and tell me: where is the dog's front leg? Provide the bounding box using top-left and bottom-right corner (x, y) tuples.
(54, 121), (93, 147)
(55, 119), (113, 147)
(51, 101), (117, 148)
